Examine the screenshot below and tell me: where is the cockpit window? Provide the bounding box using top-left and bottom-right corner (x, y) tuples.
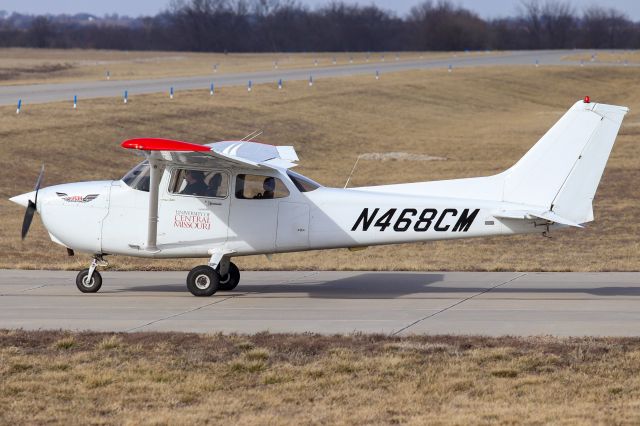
(122, 161), (150, 192)
(287, 170), (321, 192)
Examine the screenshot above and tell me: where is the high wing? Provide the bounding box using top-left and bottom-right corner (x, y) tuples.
(121, 138), (299, 170)
(119, 137), (299, 253)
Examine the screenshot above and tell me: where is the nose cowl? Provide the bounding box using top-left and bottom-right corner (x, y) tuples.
(9, 191), (36, 209)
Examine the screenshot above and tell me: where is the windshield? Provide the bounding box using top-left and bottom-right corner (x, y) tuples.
(287, 170), (321, 192)
(122, 161), (150, 192)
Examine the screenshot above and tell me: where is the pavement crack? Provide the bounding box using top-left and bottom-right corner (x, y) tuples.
(0, 284), (47, 296)
(391, 272), (528, 336)
(126, 295), (235, 332)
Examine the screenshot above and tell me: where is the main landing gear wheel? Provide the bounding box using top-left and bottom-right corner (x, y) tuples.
(187, 265), (220, 297)
(76, 269), (102, 293)
(218, 262), (240, 291)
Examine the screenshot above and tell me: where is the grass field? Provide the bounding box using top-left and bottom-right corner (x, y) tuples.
(1, 65), (639, 271)
(0, 330), (639, 424)
(0, 48), (456, 85)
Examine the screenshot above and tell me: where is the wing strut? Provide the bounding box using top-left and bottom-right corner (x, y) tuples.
(146, 158), (163, 252)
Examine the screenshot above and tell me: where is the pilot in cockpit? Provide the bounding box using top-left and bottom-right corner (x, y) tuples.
(181, 170), (207, 196)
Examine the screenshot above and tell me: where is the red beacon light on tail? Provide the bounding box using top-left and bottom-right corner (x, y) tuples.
(584, 96), (591, 103)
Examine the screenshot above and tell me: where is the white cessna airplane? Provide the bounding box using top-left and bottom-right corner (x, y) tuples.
(10, 98), (627, 296)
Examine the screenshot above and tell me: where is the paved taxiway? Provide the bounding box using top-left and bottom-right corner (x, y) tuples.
(1, 270), (638, 336)
(0, 50), (584, 106)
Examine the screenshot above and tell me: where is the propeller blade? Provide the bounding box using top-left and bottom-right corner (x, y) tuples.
(21, 200), (36, 240)
(21, 164), (44, 240)
(34, 164), (44, 205)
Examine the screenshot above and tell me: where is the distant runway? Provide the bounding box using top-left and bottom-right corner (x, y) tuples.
(0, 50), (586, 106)
(1, 270), (638, 336)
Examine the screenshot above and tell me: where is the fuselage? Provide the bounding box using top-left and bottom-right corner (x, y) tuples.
(11, 164), (553, 259)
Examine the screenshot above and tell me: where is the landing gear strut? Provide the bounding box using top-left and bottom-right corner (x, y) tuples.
(76, 255), (108, 293)
(186, 261), (240, 296)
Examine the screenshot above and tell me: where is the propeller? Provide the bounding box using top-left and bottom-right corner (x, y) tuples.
(21, 165), (44, 240)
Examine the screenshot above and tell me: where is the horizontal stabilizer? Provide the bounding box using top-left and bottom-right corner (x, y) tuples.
(493, 209), (584, 228)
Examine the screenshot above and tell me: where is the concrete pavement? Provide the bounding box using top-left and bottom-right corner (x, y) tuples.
(1, 270), (638, 336)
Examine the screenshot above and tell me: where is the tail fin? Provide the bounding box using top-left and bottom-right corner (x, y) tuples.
(501, 99), (628, 224)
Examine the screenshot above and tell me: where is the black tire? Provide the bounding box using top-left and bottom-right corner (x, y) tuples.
(218, 262), (240, 291)
(186, 265), (219, 297)
(76, 269), (102, 293)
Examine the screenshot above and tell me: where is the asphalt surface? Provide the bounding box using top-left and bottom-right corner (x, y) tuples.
(0, 50), (582, 106)
(1, 270), (638, 336)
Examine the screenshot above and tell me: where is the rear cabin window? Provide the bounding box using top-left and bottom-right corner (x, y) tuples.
(235, 174), (290, 199)
(287, 170), (321, 192)
(122, 161), (150, 192)
(169, 169), (229, 198)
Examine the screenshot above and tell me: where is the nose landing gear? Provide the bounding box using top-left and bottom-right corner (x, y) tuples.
(76, 255), (108, 293)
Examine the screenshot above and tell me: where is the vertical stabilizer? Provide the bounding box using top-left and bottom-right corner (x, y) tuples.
(501, 99), (628, 224)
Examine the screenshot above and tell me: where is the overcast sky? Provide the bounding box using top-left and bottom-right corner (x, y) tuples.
(2, 0), (640, 20)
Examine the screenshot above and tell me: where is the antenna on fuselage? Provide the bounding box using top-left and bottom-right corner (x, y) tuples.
(343, 154), (363, 189)
(240, 129), (263, 141)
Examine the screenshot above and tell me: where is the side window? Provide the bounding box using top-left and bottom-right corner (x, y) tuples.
(235, 174), (290, 199)
(169, 169), (229, 198)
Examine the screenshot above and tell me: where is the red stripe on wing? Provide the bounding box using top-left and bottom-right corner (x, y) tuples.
(121, 138), (211, 152)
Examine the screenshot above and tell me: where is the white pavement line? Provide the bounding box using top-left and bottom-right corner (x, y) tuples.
(390, 272), (528, 336)
(125, 295), (235, 332)
(0, 284), (47, 296)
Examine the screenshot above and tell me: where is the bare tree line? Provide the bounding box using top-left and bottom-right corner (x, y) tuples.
(0, 0), (638, 51)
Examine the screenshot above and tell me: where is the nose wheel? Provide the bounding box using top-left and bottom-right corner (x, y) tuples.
(76, 269), (103, 293)
(76, 255), (107, 293)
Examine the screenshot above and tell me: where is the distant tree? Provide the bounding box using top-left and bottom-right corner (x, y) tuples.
(2, 0), (640, 52)
(409, 0), (488, 51)
(518, 0), (576, 48)
(27, 16), (53, 48)
(581, 6), (633, 48)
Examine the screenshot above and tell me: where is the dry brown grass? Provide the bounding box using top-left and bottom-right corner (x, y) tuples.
(1, 65), (639, 271)
(0, 330), (639, 424)
(0, 48), (455, 85)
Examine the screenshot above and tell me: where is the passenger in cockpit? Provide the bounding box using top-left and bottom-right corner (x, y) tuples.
(207, 173), (223, 197)
(261, 177), (275, 199)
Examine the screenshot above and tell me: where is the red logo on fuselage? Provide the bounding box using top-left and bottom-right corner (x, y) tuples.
(56, 192), (99, 203)
(174, 210), (211, 230)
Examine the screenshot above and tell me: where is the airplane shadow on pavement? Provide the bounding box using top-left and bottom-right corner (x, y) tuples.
(122, 272), (640, 298)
